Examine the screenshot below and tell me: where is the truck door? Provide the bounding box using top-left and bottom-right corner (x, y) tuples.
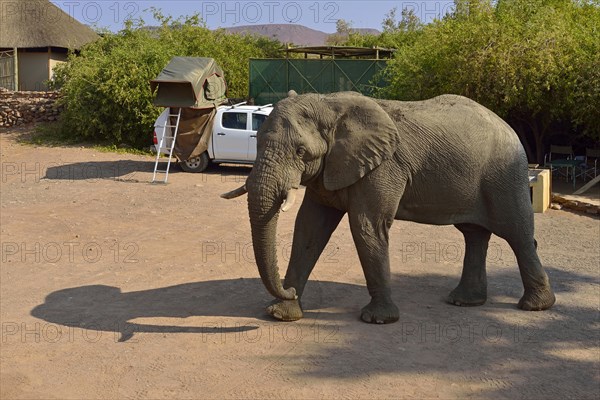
(212, 110), (251, 161)
(248, 113), (269, 162)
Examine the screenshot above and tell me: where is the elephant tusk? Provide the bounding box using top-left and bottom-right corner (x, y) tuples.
(220, 185), (247, 199)
(280, 188), (298, 212)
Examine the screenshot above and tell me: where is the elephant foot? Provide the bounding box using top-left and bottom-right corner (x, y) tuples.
(266, 299), (303, 321)
(447, 284), (487, 307)
(360, 298), (399, 324)
(518, 286), (555, 311)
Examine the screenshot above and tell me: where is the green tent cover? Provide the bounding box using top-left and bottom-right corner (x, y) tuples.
(150, 57), (227, 108)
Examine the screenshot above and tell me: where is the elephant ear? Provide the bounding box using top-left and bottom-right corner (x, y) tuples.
(323, 96), (400, 191)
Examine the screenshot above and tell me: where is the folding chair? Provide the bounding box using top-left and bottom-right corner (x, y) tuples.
(582, 148), (600, 181)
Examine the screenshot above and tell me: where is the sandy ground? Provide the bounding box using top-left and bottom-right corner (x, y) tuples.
(1, 126), (599, 399)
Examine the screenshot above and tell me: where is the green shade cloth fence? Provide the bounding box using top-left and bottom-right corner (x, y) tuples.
(249, 58), (390, 105)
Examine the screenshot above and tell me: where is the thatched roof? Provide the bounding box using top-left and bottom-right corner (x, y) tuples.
(0, 0), (99, 49)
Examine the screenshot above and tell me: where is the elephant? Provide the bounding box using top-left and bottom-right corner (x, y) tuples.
(221, 91), (555, 324)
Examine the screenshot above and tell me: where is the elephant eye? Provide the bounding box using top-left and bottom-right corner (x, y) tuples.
(296, 146), (306, 157)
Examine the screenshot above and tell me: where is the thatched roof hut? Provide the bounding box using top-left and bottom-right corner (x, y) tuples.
(0, 0), (99, 90)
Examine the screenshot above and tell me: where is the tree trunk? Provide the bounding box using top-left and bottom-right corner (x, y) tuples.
(511, 118), (535, 162)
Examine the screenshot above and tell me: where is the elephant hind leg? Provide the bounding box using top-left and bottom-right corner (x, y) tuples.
(506, 236), (555, 311)
(483, 184), (554, 310)
(447, 223), (491, 307)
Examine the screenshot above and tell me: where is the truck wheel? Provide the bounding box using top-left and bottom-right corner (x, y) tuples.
(180, 152), (210, 173)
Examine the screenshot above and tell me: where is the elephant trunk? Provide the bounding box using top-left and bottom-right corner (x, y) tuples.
(247, 163), (297, 301)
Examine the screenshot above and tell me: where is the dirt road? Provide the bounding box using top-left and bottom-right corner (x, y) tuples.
(1, 127), (598, 399)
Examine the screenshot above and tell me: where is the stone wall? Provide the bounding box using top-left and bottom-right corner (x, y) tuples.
(0, 88), (62, 127)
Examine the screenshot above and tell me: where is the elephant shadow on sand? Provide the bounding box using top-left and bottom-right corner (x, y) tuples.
(30, 268), (596, 398)
(31, 266), (588, 346)
(30, 278), (369, 342)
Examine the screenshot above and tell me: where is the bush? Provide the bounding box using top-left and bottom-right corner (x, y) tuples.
(52, 13), (282, 148)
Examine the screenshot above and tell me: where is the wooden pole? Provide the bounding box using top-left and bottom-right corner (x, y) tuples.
(13, 47), (18, 91)
(47, 47), (51, 90)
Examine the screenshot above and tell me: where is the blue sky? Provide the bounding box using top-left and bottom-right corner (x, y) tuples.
(52, 1), (455, 33)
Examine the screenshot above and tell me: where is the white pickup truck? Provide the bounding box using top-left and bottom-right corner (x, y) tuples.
(153, 103), (273, 172)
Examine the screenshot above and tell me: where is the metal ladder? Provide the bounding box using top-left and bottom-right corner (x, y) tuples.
(152, 107), (181, 183)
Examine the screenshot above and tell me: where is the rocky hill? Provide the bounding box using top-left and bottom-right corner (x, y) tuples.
(222, 24), (380, 46)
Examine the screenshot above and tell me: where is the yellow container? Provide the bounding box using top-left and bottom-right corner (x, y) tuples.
(529, 169), (551, 213)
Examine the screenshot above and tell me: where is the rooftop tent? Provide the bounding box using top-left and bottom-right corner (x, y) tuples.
(150, 57), (227, 108)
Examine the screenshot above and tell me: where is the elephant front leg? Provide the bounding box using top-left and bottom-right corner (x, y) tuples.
(267, 195), (344, 322)
(447, 224), (491, 307)
(349, 213), (399, 324)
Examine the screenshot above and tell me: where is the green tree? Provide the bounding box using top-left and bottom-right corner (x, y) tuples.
(377, 0), (599, 162)
(327, 19), (353, 45)
(382, 7), (423, 33)
(341, 7), (423, 52)
(566, 1), (600, 140)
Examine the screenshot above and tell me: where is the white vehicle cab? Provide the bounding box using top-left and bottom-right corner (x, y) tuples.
(153, 103), (273, 172)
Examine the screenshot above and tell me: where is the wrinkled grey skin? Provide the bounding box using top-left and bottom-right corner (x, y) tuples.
(233, 91), (555, 324)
